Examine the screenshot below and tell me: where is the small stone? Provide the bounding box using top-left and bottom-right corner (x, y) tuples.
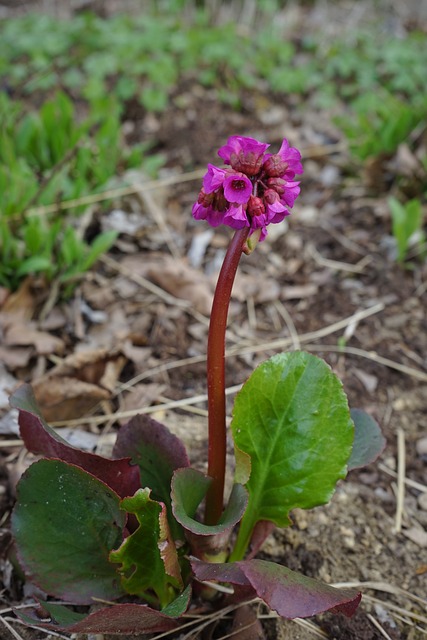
(418, 493), (427, 511)
(403, 526), (427, 548)
(416, 436), (427, 457)
(339, 525), (355, 549)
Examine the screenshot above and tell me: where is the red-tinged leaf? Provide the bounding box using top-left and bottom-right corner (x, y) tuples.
(348, 409), (386, 470)
(190, 559), (251, 587)
(231, 604), (266, 640)
(171, 469), (247, 558)
(12, 459), (126, 604)
(190, 559), (361, 619)
(190, 559), (256, 603)
(113, 414), (189, 538)
(246, 521), (275, 560)
(238, 559), (361, 619)
(14, 598), (187, 635)
(10, 383), (140, 498)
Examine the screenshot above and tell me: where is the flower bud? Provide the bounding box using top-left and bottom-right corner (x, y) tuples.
(263, 188), (280, 205)
(213, 189), (228, 212)
(198, 188), (215, 207)
(263, 154), (288, 178)
(266, 177), (286, 196)
(247, 195), (265, 218)
(230, 151), (264, 176)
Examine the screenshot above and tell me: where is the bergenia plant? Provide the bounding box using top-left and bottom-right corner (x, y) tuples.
(10, 135), (385, 637)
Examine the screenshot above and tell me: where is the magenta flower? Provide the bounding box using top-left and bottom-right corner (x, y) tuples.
(203, 164), (227, 193)
(264, 139), (304, 179)
(223, 173), (252, 204)
(223, 204), (250, 229)
(193, 135), (303, 240)
(218, 136), (269, 176)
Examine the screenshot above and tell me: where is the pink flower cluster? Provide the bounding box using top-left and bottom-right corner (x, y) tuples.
(192, 135), (303, 240)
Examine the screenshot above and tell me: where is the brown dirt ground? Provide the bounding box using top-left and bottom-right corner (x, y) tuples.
(0, 2), (426, 640)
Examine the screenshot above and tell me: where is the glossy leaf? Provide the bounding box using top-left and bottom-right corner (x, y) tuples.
(171, 468), (247, 558)
(348, 409), (386, 470)
(231, 352), (354, 559)
(10, 384), (140, 498)
(15, 600), (184, 635)
(191, 559), (361, 619)
(12, 459), (126, 604)
(110, 489), (182, 607)
(113, 413), (189, 537)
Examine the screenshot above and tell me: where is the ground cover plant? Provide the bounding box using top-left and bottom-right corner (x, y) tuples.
(10, 136), (386, 635)
(1, 4), (426, 293)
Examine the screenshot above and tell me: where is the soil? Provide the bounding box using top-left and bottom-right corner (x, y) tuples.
(0, 2), (426, 640)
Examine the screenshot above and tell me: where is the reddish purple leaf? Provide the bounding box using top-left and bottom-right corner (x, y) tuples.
(15, 601), (182, 634)
(238, 560), (361, 619)
(246, 521), (275, 560)
(10, 384), (140, 498)
(191, 559), (251, 586)
(191, 558), (256, 603)
(113, 414), (189, 511)
(191, 559), (361, 619)
(231, 604), (266, 640)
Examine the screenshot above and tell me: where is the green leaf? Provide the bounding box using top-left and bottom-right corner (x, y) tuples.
(389, 197), (423, 263)
(230, 352), (354, 560)
(81, 230), (118, 272)
(161, 584), (192, 616)
(12, 459), (126, 604)
(171, 468), (247, 559)
(348, 409), (385, 470)
(16, 255), (53, 277)
(110, 488), (182, 608)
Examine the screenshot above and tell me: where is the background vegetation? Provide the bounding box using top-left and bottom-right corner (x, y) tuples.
(0, 0), (426, 292)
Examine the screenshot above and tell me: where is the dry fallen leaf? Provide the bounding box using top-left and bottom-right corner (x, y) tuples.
(147, 256), (213, 315)
(120, 254), (213, 315)
(119, 382), (166, 425)
(4, 323), (65, 355)
(0, 345), (34, 370)
(234, 272), (281, 304)
(0, 277), (36, 322)
(32, 376), (110, 422)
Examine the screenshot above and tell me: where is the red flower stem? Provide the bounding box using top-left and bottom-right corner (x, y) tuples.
(204, 227), (250, 525)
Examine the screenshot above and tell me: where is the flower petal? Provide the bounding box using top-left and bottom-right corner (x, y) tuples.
(203, 164), (227, 194)
(281, 181), (300, 208)
(223, 205), (250, 229)
(223, 173), (252, 204)
(192, 203), (224, 227)
(218, 136), (269, 165)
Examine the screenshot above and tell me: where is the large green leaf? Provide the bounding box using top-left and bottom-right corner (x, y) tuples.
(12, 459), (126, 604)
(231, 352), (354, 560)
(109, 489), (182, 608)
